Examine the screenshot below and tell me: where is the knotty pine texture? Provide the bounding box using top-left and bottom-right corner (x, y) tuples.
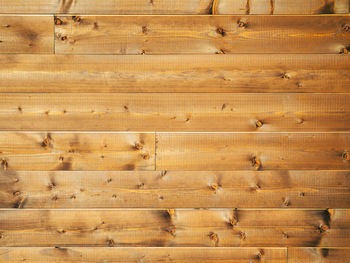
(1, 54), (349, 93)
(1, 93), (350, 131)
(0, 16), (53, 54)
(0, 247), (287, 263)
(0, 209), (348, 247)
(288, 248), (350, 263)
(0, 0), (214, 14)
(214, 0), (350, 14)
(0, 133), (155, 171)
(54, 15), (350, 54)
(156, 133), (350, 170)
(0, 170), (349, 208)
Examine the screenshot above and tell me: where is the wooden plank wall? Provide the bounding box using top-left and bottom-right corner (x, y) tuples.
(0, 0), (349, 262)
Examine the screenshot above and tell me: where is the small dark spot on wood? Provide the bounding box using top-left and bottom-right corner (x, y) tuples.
(251, 156), (261, 170)
(80, 188), (85, 192)
(41, 134), (52, 148)
(255, 120), (263, 128)
(57, 229), (66, 234)
(59, 156), (64, 162)
(137, 182), (145, 189)
(3, 24), (10, 28)
(321, 248), (329, 258)
(48, 182), (56, 190)
(221, 104), (226, 110)
(45, 110), (50, 115)
(112, 194), (117, 198)
(93, 22), (99, 29)
(343, 24), (350, 33)
(296, 82), (303, 88)
(209, 184), (219, 193)
(216, 27), (226, 36)
(63, 110), (67, 114)
(18, 106), (22, 112)
(343, 151), (350, 161)
(72, 16), (81, 23)
(282, 231), (289, 239)
(107, 178), (112, 183)
(209, 232), (218, 242)
(299, 192), (305, 197)
(159, 195), (164, 200)
(54, 17), (63, 25)
(13, 190), (21, 196)
(317, 1), (335, 13)
(239, 231), (246, 240)
(70, 194), (76, 199)
(140, 49), (146, 55)
(100, 155), (105, 159)
(150, 0), (153, 4)
(52, 195), (58, 201)
(134, 142), (143, 150)
(160, 170), (167, 177)
(123, 163), (135, 170)
(61, 36), (68, 41)
(282, 197), (290, 207)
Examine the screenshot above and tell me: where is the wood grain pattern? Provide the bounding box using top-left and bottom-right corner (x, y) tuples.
(0, 247), (287, 263)
(156, 133), (350, 170)
(0, 0), (213, 14)
(2, 54), (349, 93)
(214, 0), (350, 14)
(0, 209), (348, 247)
(0, 133), (155, 171)
(1, 93), (350, 132)
(0, 170), (349, 208)
(0, 16), (53, 54)
(288, 248), (350, 262)
(54, 15), (350, 54)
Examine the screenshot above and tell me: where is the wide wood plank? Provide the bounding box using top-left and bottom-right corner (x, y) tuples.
(0, 209), (348, 247)
(0, 247), (287, 263)
(0, 133), (155, 171)
(214, 0), (350, 14)
(0, 0), (213, 14)
(156, 133), (350, 170)
(288, 248), (350, 262)
(54, 15), (350, 54)
(0, 170), (349, 208)
(1, 54), (349, 93)
(1, 93), (350, 132)
(0, 16), (53, 54)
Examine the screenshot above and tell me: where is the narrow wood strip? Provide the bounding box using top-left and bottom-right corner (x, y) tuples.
(215, 0), (350, 14)
(54, 15), (350, 54)
(288, 248), (350, 262)
(0, 0), (213, 14)
(0, 16), (53, 54)
(0, 133), (155, 171)
(0, 209), (348, 247)
(156, 133), (350, 170)
(1, 93), (350, 132)
(0, 170), (349, 208)
(0, 247), (287, 263)
(1, 54), (349, 93)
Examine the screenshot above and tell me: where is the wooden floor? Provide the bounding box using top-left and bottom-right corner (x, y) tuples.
(0, 0), (349, 262)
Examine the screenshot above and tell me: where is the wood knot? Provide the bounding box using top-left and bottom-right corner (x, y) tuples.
(106, 178), (112, 183)
(108, 239), (115, 247)
(280, 72), (290, 79)
(72, 16), (81, 23)
(160, 170), (168, 177)
(18, 106), (22, 112)
(1, 159), (8, 170)
(255, 120), (263, 128)
(209, 232), (218, 242)
(54, 17), (63, 25)
(282, 197), (290, 207)
(57, 228), (66, 234)
(142, 26), (148, 34)
(41, 135), (52, 147)
(216, 49), (225, 54)
(340, 46), (349, 54)
(167, 209), (175, 217)
(257, 249), (264, 259)
(13, 191), (21, 196)
(237, 20), (247, 29)
(343, 24), (349, 32)
(251, 156), (261, 170)
(209, 184), (220, 193)
(70, 194), (76, 199)
(61, 36), (68, 41)
(318, 224), (329, 233)
(141, 153), (150, 160)
(342, 151), (350, 161)
(48, 182), (56, 190)
(134, 142), (143, 150)
(216, 27), (226, 36)
(239, 231), (246, 240)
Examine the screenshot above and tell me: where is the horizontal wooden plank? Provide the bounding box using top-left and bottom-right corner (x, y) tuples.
(214, 0), (350, 14)
(0, 209), (348, 247)
(0, 0), (213, 14)
(0, 133), (155, 171)
(0, 170), (349, 208)
(55, 15), (350, 54)
(0, 16), (53, 54)
(1, 54), (349, 93)
(156, 133), (350, 170)
(0, 247), (287, 263)
(288, 248), (350, 262)
(1, 93), (350, 132)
